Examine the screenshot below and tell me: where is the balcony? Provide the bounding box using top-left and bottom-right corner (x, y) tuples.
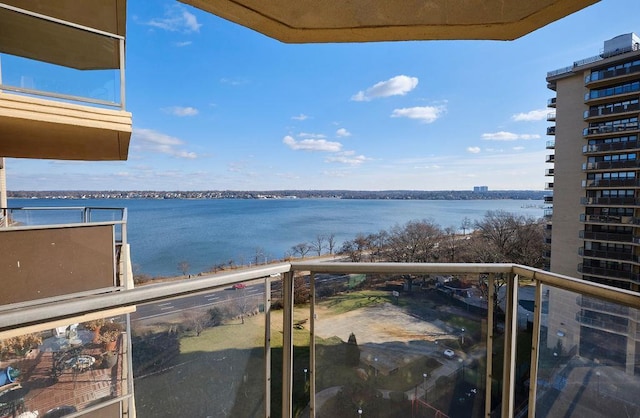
(585, 61), (640, 88)
(578, 264), (640, 282)
(545, 168), (555, 176)
(583, 141), (640, 154)
(547, 126), (556, 136)
(2, 261), (640, 417)
(577, 296), (631, 316)
(547, 97), (557, 108)
(582, 178), (640, 188)
(544, 195), (554, 203)
(579, 230), (634, 243)
(544, 208), (553, 218)
(580, 213), (635, 225)
(546, 140), (555, 150)
(583, 122), (640, 137)
(0, 206), (131, 306)
(579, 247), (639, 263)
(584, 102), (640, 120)
(546, 154), (555, 163)
(547, 112), (556, 121)
(582, 160), (640, 170)
(545, 182), (554, 190)
(580, 196), (640, 206)
(0, 4), (132, 161)
(575, 312), (630, 334)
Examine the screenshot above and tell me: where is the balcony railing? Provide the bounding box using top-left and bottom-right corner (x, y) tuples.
(575, 312), (630, 334)
(547, 126), (556, 136)
(582, 178), (640, 188)
(584, 102), (640, 120)
(577, 295), (631, 316)
(547, 97), (557, 108)
(579, 230), (634, 243)
(583, 141), (640, 154)
(546, 155), (555, 163)
(545, 169), (555, 176)
(583, 160), (640, 170)
(580, 196), (640, 206)
(578, 264), (640, 281)
(546, 140), (555, 150)
(580, 213), (635, 225)
(1, 261), (640, 417)
(547, 112), (556, 121)
(579, 247), (638, 263)
(583, 122), (640, 137)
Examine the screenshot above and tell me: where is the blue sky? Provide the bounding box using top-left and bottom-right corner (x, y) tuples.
(6, 0), (640, 191)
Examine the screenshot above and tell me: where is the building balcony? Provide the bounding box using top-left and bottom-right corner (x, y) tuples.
(584, 102), (640, 120)
(577, 295), (630, 316)
(547, 97), (557, 108)
(546, 154), (555, 163)
(544, 195), (554, 203)
(546, 168), (555, 176)
(580, 196), (640, 206)
(578, 264), (640, 282)
(579, 247), (639, 263)
(583, 122), (640, 137)
(3, 261), (640, 417)
(580, 230), (635, 243)
(585, 61), (640, 88)
(544, 208), (553, 218)
(546, 140), (555, 150)
(575, 312), (630, 335)
(580, 213), (635, 225)
(0, 3), (131, 161)
(582, 178), (640, 188)
(547, 112), (556, 121)
(547, 126), (556, 136)
(545, 182), (554, 190)
(582, 160), (640, 170)
(583, 141), (640, 154)
(0, 206), (131, 306)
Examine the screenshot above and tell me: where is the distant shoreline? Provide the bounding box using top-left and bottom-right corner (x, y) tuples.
(8, 189), (548, 201)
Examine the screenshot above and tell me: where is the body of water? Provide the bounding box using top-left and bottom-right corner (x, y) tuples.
(9, 198), (544, 277)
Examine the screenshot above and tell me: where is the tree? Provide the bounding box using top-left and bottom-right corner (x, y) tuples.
(461, 217), (471, 235)
(310, 235), (325, 256)
(183, 311), (210, 336)
(339, 234), (371, 262)
(253, 247), (266, 265)
(326, 233), (337, 255)
(291, 242), (312, 259)
(177, 260), (190, 276)
(383, 219), (442, 262)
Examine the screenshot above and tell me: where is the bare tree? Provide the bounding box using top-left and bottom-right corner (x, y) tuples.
(291, 242), (312, 258)
(339, 234), (371, 262)
(177, 260), (190, 276)
(326, 233), (337, 255)
(311, 235), (325, 256)
(182, 311), (209, 336)
(384, 219), (442, 262)
(461, 217), (471, 236)
(253, 247), (266, 265)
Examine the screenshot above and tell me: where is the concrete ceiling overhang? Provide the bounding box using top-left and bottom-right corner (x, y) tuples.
(179, 0), (599, 42)
(0, 0), (125, 70)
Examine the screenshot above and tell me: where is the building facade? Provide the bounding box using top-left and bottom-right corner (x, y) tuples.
(546, 33), (640, 373)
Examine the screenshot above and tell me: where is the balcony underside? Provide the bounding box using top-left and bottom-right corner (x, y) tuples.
(179, 0), (598, 43)
(0, 93), (131, 160)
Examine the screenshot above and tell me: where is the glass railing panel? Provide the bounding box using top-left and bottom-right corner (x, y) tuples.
(535, 287), (640, 417)
(0, 53), (121, 107)
(0, 314), (129, 417)
(311, 272), (496, 418)
(130, 278), (268, 417)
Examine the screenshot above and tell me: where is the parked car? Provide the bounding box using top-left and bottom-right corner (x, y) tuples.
(232, 283), (246, 290)
(443, 349), (455, 359)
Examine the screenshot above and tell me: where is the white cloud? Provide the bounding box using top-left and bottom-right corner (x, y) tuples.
(220, 77), (249, 86)
(174, 41), (192, 47)
(351, 75), (419, 101)
(299, 132), (326, 139)
(292, 114), (309, 121)
(391, 105), (445, 123)
(512, 109), (548, 122)
(513, 146), (525, 151)
(133, 128), (198, 159)
(481, 131), (540, 141)
(283, 135), (342, 152)
(147, 5), (202, 33)
(467, 147), (481, 154)
(336, 128), (351, 137)
(325, 151), (368, 166)
(165, 106), (199, 116)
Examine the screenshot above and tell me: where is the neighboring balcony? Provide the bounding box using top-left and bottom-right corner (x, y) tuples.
(579, 247), (639, 263)
(0, 206), (131, 305)
(580, 213), (635, 225)
(546, 154), (555, 163)
(577, 295), (630, 316)
(584, 102), (640, 120)
(583, 141), (640, 154)
(578, 264), (640, 282)
(545, 168), (555, 176)
(579, 230), (634, 243)
(582, 178), (640, 188)
(581, 196), (640, 206)
(547, 126), (556, 136)
(547, 112), (556, 121)
(583, 122), (640, 137)
(545, 182), (554, 190)
(2, 262), (640, 417)
(0, 4), (132, 161)
(582, 160), (640, 170)
(547, 97), (557, 108)
(544, 195), (554, 204)
(546, 140), (555, 150)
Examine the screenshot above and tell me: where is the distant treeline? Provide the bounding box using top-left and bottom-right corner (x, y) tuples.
(8, 189), (547, 201)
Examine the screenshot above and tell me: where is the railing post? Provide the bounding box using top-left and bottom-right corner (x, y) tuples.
(265, 275), (272, 418)
(527, 280), (543, 417)
(485, 274), (495, 418)
(282, 271), (294, 418)
(310, 272), (316, 417)
(501, 273), (518, 418)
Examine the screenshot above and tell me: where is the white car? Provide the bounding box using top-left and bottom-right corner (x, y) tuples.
(443, 349), (455, 359)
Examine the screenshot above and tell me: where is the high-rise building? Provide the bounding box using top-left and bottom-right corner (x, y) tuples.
(546, 33), (640, 372)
